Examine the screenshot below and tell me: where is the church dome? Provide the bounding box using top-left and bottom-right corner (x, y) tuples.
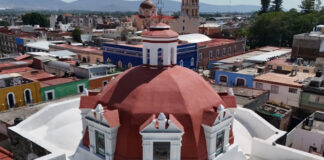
(92, 65), (231, 159)
(140, 0), (156, 9)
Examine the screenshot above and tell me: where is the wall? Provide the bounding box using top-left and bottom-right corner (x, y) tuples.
(243, 91), (270, 111)
(103, 43), (198, 70)
(254, 82), (301, 108)
(215, 71), (254, 88)
(198, 41), (245, 69)
(286, 126), (324, 154)
(300, 92), (324, 111)
(0, 82), (42, 111)
(88, 73), (120, 90)
(251, 138), (321, 160)
(41, 79), (89, 101)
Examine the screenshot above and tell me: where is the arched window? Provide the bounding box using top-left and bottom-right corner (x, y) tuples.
(222, 48), (226, 56)
(180, 60), (184, 66)
(24, 89), (33, 105)
(219, 75), (228, 85)
(228, 47), (232, 55)
(191, 57), (195, 66)
(209, 51), (213, 59)
(158, 48), (163, 66)
(216, 49), (220, 57)
(128, 62), (133, 68)
(236, 78), (246, 87)
(7, 92), (16, 108)
(118, 60), (123, 68)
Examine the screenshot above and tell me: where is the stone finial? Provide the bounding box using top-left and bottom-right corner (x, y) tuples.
(157, 113), (167, 129)
(228, 88), (234, 96)
(217, 104), (225, 113)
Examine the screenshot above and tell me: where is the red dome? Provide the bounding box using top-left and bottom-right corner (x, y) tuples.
(91, 66), (230, 160)
(142, 23), (179, 39)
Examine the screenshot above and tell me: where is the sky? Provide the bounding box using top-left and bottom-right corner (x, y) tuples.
(61, 0), (300, 10)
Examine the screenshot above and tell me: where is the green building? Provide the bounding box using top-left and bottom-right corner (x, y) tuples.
(40, 78), (89, 101)
(300, 75), (324, 112)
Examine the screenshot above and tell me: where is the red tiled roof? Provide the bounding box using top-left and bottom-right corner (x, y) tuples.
(55, 44), (102, 55)
(0, 67), (55, 81)
(198, 38), (236, 47)
(267, 58), (291, 66)
(0, 147), (13, 160)
(40, 77), (78, 88)
(14, 54), (31, 61)
(103, 109), (120, 128)
(0, 60), (32, 70)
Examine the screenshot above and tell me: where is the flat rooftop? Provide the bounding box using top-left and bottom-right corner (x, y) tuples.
(257, 103), (291, 118)
(54, 44), (102, 55)
(254, 72), (314, 88)
(0, 94), (82, 126)
(40, 77), (80, 88)
(297, 111), (324, 135)
(236, 68), (259, 76)
(78, 63), (116, 69)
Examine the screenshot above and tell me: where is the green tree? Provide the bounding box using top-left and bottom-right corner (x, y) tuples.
(300, 0), (315, 13)
(271, 0), (283, 11)
(72, 27), (83, 43)
(261, 0), (271, 13)
(57, 15), (64, 24)
(22, 12), (50, 27)
(0, 21), (10, 26)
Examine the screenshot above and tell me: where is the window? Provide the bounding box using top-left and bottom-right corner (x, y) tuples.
(303, 69), (310, 73)
(216, 49), (220, 57)
(271, 85), (279, 94)
(219, 76), (228, 83)
(24, 89), (32, 104)
(222, 48), (226, 56)
(78, 84), (85, 93)
(190, 57), (195, 66)
(234, 45), (237, 53)
(209, 51), (213, 59)
(128, 62), (133, 68)
(199, 53), (202, 60)
(288, 88), (298, 94)
(153, 142), (170, 160)
(277, 66), (282, 70)
(95, 130), (105, 157)
(256, 82), (263, 89)
(180, 60), (184, 66)
(7, 92), (16, 108)
(309, 95), (323, 104)
(228, 47), (232, 55)
(268, 65), (273, 69)
(103, 81), (108, 87)
(236, 78), (245, 87)
(215, 130), (225, 156)
(45, 90), (55, 101)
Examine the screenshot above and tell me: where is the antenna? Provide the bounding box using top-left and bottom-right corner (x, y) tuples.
(156, 0), (164, 22)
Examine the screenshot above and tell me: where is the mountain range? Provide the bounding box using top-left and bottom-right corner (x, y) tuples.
(0, 0), (260, 13)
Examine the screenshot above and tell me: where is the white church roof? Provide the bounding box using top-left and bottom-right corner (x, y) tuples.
(9, 99), (323, 160)
(178, 33), (212, 43)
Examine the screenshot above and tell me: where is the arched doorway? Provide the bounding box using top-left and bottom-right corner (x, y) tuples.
(7, 92), (16, 108)
(24, 89), (32, 105)
(82, 57), (87, 63)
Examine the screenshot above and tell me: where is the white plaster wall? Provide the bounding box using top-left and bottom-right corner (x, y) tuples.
(286, 128), (324, 153)
(254, 82), (301, 107)
(231, 108), (285, 141)
(251, 138), (322, 160)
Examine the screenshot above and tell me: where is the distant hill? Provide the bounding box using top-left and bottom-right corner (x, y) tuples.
(0, 0), (260, 13)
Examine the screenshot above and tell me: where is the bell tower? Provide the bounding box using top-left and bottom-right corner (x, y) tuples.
(181, 0), (199, 17)
(141, 23), (179, 69)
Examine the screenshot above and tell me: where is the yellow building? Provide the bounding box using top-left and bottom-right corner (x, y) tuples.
(0, 74), (42, 111)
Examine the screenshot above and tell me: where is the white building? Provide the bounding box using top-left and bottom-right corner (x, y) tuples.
(254, 72), (314, 107)
(286, 111), (324, 157)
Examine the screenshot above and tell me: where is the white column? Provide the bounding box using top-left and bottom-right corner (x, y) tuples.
(224, 125), (231, 152)
(170, 141), (182, 160)
(142, 140), (153, 160)
(143, 47), (148, 64)
(89, 127), (95, 154)
(150, 47), (158, 66)
(163, 46), (171, 66)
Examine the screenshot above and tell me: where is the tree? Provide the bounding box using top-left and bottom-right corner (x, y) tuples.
(271, 0), (283, 11)
(300, 0), (315, 13)
(261, 0), (271, 13)
(72, 27), (83, 43)
(57, 15), (64, 24)
(0, 21), (10, 26)
(22, 12), (50, 27)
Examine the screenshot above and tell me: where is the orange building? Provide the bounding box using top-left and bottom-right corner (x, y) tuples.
(88, 73), (121, 90)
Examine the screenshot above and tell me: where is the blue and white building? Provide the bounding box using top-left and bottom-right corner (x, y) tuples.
(102, 42), (198, 70)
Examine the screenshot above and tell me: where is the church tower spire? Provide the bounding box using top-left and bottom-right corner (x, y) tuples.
(181, 0), (199, 17)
